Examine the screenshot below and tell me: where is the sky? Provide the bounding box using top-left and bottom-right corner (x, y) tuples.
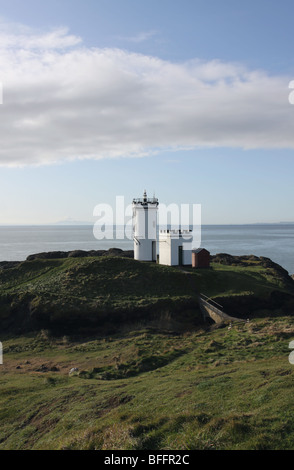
(0, 0), (294, 224)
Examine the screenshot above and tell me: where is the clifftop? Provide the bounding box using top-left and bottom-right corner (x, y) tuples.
(0, 250), (293, 334)
(211, 253), (294, 290)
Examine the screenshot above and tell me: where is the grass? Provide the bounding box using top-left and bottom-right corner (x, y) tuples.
(0, 254), (293, 333)
(1, 253), (294, 449)
(1, 316), (294, 450)
(186, 262), (293, 298)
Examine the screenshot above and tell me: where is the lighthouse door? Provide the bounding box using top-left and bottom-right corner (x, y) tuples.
(152, 241), (156, 262)
(178, 246), (183, 266)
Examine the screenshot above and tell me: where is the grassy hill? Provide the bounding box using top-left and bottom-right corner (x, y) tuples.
(0, 254), (200, 333)
(0, 251), (294, 334)
(1, 251), (294, 450)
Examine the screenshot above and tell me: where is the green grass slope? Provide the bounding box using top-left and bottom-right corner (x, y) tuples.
(0, 253), (294, 333)
(1, 253), (294, 450)
(0, 256), (200, 333)
(1, 317), (294, 450)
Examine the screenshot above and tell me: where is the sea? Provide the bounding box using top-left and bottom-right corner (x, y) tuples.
(0, 224), (293, 275)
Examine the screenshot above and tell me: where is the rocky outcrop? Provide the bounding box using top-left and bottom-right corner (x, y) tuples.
(211, 253), (294, 290)
(26, 248), (134, 261)
(211, 253), (289, 273)
(211, 253), (261, 266)
(0, 261), (21, 270)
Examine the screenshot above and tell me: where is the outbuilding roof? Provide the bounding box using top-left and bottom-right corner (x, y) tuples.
(192, 248), (210, 254)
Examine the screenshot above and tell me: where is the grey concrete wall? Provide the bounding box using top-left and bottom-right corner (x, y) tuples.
(199, 298), (246, 324)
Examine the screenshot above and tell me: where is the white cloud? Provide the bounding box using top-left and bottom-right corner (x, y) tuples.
(118, 30), (158, 43)
(0, 19), (82, 50)
(0, 23), (293, 167)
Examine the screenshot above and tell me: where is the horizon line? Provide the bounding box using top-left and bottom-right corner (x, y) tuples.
(0, 222), (294, 227)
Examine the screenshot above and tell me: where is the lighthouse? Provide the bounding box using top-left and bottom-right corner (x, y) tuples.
(132, 190), (159, 261)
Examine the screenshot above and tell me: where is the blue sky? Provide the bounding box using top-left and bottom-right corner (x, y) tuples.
(0, 0), (294, 224)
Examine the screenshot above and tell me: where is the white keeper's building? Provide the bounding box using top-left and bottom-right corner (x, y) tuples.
(158, 229), (192, 266)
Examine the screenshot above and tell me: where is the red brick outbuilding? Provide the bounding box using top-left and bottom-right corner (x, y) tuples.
(192, 248), (210, 268)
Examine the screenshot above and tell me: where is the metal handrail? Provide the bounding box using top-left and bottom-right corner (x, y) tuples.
(199, 298), (223, 316)
(199, 293), (223, 310)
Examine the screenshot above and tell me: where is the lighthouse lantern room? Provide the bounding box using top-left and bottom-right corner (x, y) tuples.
(132, 190), (159, 261)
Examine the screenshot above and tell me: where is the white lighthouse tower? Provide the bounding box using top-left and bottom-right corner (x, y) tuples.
(132, 190), (159, 261)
